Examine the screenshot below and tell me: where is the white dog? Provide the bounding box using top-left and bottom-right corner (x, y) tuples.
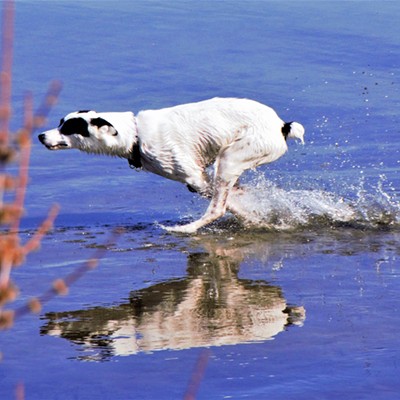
(39, 98), (304, 233)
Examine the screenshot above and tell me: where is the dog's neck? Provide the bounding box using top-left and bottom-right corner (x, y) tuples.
(95, 112), (140, 164)
(127, 118), (142, 169)
(108, 112), (141, 168)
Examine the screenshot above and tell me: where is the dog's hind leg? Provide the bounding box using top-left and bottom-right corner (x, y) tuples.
(165, 183), (259, 233)
(165, 143), (249, 233)
(225, 187), (263, 226)
(165, 177), (234, 233)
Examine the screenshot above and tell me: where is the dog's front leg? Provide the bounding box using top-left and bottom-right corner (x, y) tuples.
(164, 178), (231, 234)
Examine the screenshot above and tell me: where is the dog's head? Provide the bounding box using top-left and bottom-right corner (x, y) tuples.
(39, 110), (137, 157)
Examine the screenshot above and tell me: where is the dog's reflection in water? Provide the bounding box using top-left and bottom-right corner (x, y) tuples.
(41, 238), (305, 360)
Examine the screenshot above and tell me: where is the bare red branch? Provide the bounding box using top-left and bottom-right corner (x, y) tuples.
(0, 0), (14, 144)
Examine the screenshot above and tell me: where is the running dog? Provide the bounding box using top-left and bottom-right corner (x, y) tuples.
(39, 98), (304, 233)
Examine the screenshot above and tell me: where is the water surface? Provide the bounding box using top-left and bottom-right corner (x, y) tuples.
(1, 1), (400, 399)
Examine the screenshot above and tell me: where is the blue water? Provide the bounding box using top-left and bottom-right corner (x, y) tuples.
(1, 1), (400, 399)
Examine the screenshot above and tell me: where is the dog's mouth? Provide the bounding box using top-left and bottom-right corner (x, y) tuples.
(45, 143), (69, 150)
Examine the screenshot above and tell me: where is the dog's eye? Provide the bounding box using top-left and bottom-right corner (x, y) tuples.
(59, 118), (90, 137)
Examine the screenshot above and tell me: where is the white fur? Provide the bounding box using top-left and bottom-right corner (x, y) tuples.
(39, 98), (304, 233)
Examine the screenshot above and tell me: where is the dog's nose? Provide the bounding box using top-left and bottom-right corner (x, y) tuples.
(38, 133), (46, 144)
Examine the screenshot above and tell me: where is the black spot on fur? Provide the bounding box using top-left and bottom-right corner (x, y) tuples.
(91, 117), (118, 136)
(59, 117), (90, 137)
(90, 117), (113, 129)
(77, 110), (92, 114)
(128, 144), (142, 169)
(281, 122), (293, 141)
(58, 118), (65, 127)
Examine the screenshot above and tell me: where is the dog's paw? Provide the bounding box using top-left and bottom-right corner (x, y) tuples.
(161, 223), (198, 234)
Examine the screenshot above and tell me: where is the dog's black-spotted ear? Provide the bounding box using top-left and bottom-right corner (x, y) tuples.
(90, 117), (118, 136)
(281, 122), (293, 141)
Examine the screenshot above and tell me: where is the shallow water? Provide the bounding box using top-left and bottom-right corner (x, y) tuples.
(1, 1), (400, 399)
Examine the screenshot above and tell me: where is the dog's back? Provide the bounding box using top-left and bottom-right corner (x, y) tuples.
(135, 98), (288, 180)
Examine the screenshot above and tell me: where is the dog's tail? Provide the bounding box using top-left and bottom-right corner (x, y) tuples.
(281, 121), (305, 144)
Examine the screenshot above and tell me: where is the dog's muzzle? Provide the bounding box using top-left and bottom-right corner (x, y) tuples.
(38, 133), (69, 150)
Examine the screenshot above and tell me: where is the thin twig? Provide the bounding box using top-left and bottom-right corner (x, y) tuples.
(22, 204), (59, 255)
(11, 228), (122, 322)
(9, 92), (34, 234)
(0, 0), (14, 144)
(32, 80), (63, 130)
(184, 349), (211, 400)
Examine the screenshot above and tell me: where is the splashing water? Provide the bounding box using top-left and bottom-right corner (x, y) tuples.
(227, 174), (400, 231)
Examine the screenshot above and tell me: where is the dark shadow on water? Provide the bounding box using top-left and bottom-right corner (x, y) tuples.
(39, 231), (305, 361)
